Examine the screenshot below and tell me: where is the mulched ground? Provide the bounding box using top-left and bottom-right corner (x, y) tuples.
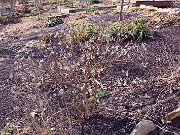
(0, 11), (179, 135)
(81, 25), (180, 135)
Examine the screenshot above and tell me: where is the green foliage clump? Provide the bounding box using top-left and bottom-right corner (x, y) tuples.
(64, 0), (69, 5)
(0, 17), (5, 24)
(111, 9), (120, 14)
(86, 6), (97, 13)
(0, 123), (15, 135)
(128, 17), (154, 41)
(127, 7), (142, 13)
(148, 8), (157, 12)
(108, 18), (153, 41)
(97, 89), (110, 98)
(0, 17), (10, 24)
(108, 22), (128, 41)
(46, 16), (64, 27)
(151, 10), (161, 15)
(66, 18), (153, 43)
(88, 90), (110, 102)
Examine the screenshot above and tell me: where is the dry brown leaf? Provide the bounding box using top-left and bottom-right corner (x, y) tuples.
(164, 108), (180, 123)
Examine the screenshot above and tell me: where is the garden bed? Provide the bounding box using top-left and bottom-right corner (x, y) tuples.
(0, 6), (180, 135)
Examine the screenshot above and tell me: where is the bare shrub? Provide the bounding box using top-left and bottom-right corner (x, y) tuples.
(12, 21), (146, 134)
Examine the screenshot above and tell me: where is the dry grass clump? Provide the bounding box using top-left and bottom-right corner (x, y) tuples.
(66, 20), (99, 42)
(148, 14), (180, 28)
(155, 67), (180, 90)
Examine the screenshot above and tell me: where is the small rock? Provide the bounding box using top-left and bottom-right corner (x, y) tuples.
(117, 6), (122, 9)
(176, 11), (180, 15)
(0, 57), (4, 62)
(174, 8), (180, 12)
(162, 8), (169, 13)
(130, 120), (156, 135)
(0, 38), (3, 42)
(61, 8), (70, 14)
(146, 6), (153, 9)
(0, 32), (5, 36)
(158, 8), (163, 12)
(140, 5), (146, 9)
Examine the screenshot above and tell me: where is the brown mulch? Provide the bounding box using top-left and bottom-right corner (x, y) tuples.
(0, 11), (179, 135)
(81, 25), (180, 135)
(1, 20), (43, 37)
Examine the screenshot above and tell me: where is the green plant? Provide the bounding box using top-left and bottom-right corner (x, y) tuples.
(151, 10), (161, 15)
(0, 17), (5, 24)
(86, 6), (97, 13)
(64, 0), (69, 5)
(88, 89), (110, 102)
(127, 7), (142, 13)
(0, 123), (15, 135)
(0, 48), (5, 53)
(86, 24), (99, 37)
(97, 89), (110, 98)
(127, 17), (154, 41)
(108, 22), (128, 41)
(107, 18), (153, 41)
(46, 16), (64, 27)
(134, 17), (147, 24)
(0, 17), (9, 24)
(148, 8), (157, 12)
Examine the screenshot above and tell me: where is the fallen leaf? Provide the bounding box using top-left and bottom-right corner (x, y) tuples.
(164, 108), (180, 123)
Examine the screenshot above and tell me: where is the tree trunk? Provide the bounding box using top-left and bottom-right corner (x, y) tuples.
(10, 0), (14, 15)
(35, 0), (41, 20)
(128, 0), (131, 8)
(0, 0), (5, 16)
(22, 0), (28, 13)
(119, 0), (124, 21)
